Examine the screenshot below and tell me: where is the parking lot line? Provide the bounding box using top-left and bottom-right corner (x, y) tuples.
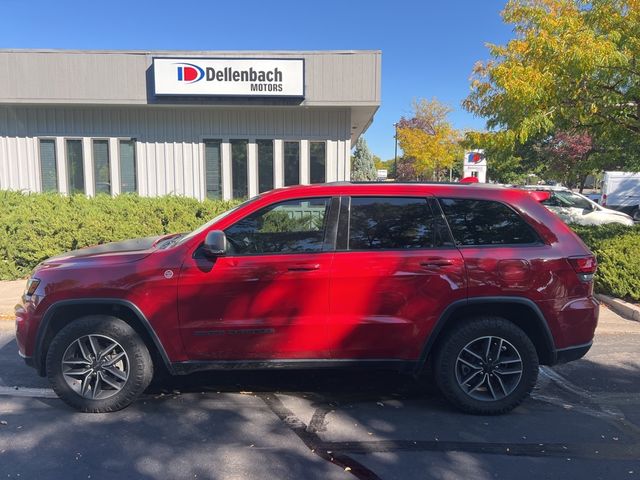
(0, 386), (57, 399)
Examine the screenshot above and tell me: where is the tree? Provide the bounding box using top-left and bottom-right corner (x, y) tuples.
(351, 137), (377, 181)
(464, 0), (640, 165)
(534, 130), (596, 189)
(396, 98), (463, 180)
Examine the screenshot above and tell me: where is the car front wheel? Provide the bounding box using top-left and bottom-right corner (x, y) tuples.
(46, 315), (153, 413)
(434, 316), (539, 415)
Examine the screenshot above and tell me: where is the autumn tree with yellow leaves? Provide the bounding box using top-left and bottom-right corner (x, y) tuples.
(464, 0), (640, 184)
(396, 99), (463, 181)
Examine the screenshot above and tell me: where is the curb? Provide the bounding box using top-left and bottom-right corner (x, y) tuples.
(596, 294), (640, 322)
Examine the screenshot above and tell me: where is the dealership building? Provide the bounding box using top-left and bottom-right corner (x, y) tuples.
(0, 49), (381, 200)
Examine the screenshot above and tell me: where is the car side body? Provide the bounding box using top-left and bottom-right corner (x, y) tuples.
(15, 183), (599, 413)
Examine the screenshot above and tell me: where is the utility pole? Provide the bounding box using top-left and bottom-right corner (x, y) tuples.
(393, 123), (398, 180)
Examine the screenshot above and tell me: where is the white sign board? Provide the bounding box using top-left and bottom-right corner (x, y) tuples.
(463, 149), (487, 183)
(153, 58), (305, 97)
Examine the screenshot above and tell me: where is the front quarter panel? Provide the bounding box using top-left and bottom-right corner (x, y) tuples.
(18, 247), (188, 363)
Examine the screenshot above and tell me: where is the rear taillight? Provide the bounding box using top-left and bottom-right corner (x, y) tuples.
(601, 194), (607, 206)
(568, 255), (597, 282)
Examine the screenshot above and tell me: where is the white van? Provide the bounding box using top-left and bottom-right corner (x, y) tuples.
(601, 171), (640, 221)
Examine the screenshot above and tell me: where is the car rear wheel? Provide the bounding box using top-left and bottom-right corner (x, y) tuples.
(632, 207), (640, 222)
(46, 315), (153, 413)
(434, 316), (539, 415)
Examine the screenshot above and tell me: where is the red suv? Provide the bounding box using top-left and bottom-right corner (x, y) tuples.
(15, 183), (598, 414)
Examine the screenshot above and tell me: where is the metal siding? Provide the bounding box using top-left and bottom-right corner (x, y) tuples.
(0, 105), (352, 197)
(0, 50), (380, 106)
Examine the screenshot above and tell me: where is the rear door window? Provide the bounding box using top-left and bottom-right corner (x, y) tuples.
(438, 198), (541, 246)
(347, 197), (452, 250)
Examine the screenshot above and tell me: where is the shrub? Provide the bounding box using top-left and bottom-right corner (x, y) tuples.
(0, 191), (239, 280)
(570, 223), (640, 302)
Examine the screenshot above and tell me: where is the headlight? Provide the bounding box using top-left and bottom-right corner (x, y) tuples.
(25, 278), (41, 296)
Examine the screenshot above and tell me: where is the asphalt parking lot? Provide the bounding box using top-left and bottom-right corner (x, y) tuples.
(1, 306), (639, 480)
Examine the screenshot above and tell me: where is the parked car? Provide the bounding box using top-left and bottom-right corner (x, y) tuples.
(601, 171), (640, 221)
(520, 185), (634, 226)
(16, 183), (599, 415)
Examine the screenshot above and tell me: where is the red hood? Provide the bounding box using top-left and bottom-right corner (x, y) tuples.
(41, 235), (166, 266)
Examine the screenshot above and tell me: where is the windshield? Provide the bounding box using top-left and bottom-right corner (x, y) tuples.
(175, 196), (261, 245)
(544, 191), (593, 209)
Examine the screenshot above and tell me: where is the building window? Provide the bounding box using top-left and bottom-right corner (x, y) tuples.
(204, 140), (222, 199)
(93, 140), (111, 195)
(257, 140), (274, 193)
(309, 142), (326, 184)
(231, 139), (248, 199)
(284, 141), (300, 186)
(66, 139), (85, 194)
(39, 139), (58, 192)
(119, 140), (137, 193)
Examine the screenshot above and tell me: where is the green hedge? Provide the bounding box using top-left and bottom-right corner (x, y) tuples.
(0, 191), (239, 280)
(570, 223), (640, 302)
(1, 192), (638, 302)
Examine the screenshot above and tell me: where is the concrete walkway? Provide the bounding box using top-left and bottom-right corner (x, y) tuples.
(0, 280), (24, 318)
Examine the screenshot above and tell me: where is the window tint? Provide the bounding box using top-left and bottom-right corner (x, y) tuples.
(439, 198), (540, 246)
(257, 140), (274, 193)
(204, 140), (222, 199)
(231, 139), (248, 198)
(284, 141), (300, 186)
(119, 140), (137, 193)
(66, 139), (84, 194)
(93, 140), (111, 195)
(225, 198), (330, 255)
(39, 139), (58, 192)
(348, 197), (442, 250)
(309, 142), (326, 184)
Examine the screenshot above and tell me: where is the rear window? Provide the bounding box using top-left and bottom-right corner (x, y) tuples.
(438, 198), (541, 246)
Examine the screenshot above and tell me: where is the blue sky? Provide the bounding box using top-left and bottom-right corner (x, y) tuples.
(1, 0), (513, 160)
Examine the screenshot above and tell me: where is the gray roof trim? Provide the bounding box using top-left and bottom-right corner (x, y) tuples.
(0, 48), (381, 56)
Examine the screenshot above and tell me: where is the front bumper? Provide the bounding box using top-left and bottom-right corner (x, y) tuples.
(554, 342), (592, 364)
(18, 350), (35, 368)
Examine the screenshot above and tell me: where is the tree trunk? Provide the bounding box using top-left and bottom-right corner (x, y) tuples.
(578, 174), (587, 194)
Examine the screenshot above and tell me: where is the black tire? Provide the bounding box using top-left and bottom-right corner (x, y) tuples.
(632, 207), (640, 222)
(433, 316), (539, 415)
(46, 315), (153, 413)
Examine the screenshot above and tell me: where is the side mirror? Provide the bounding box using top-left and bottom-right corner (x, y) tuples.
(203, 230), (227, 257)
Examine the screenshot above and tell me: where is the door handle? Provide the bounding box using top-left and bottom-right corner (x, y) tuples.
(420, 259), (454, 268)
(287, 263), (320, 272)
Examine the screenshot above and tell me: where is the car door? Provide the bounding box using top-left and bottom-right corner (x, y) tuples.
(327, 196), (466, 360)
(178, 196), (337, 360)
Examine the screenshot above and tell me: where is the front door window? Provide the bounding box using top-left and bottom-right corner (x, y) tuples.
(224, 198), (330, 255)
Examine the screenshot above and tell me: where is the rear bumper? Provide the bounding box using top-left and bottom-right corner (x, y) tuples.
(554, 342), (592, 364)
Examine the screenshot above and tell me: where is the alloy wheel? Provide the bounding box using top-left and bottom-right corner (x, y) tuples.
(61, 334), (129, 400)
(455, 336), (523, 402)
